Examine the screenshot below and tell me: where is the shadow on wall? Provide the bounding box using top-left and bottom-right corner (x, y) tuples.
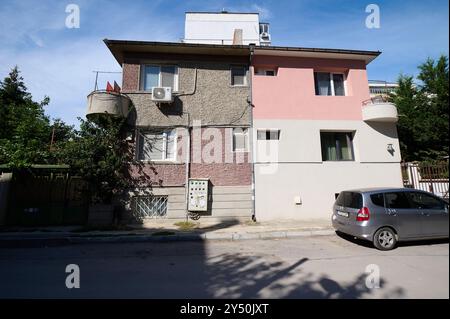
(366, 122), (399, 139)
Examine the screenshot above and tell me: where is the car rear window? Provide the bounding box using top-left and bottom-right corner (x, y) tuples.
(335, 192), (363, 209)
(370, 193), (385, 207)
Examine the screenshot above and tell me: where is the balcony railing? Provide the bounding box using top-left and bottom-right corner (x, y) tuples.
(86, 90), (131, 119)
(362, 95), (398, 123)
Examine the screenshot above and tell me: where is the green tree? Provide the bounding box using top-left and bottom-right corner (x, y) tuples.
(390, 55), (449, 161)
(55, 117), (138, 204)
(0, 67), (54, 167)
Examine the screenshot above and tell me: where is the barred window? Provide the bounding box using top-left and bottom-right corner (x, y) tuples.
(132, 196), (168, 218)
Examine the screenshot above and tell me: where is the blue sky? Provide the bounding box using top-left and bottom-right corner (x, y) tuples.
(0, 0), (448, 126)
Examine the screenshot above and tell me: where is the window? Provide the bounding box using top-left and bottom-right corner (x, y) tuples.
(232, 128), (249, 152)
(408, 192), (446, 210)
(141, 65), (178, 91)
(255, 68), (277, 76)
(137, 129), (176, 161)
(320, 132), (354, 161)
(385, 192), (412, 209)
(257, 129), (280, 140)
(231, 66), (247, 86)
(132, 196), (168, 218)
(259, 23), (269, 34)
(371, 193), (385, 207)
(335, 192), (363, 209)
(314, 72), (346, 96)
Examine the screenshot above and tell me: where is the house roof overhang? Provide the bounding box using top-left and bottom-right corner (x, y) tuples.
(253, 46), (381, 64)
(104, 39), (250, 65)
(104, 39), (381, 66)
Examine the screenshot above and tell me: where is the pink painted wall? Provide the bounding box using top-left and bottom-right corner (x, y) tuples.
(252, 55), (371, 120)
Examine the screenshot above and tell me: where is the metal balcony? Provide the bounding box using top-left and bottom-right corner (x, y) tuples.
(362, 95), (398, 123)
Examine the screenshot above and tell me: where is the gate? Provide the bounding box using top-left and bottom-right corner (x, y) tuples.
(401, 162), (449, 200)
(5, 167), (89, 226)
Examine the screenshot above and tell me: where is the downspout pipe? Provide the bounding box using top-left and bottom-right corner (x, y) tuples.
(184, 112), (191, 222)
(249, 44), (257, 222)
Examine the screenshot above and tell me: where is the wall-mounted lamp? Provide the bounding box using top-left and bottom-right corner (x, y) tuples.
(387, 143), (395, 155)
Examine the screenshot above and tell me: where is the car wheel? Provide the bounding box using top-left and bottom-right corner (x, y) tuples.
(373, 227), (397, 250)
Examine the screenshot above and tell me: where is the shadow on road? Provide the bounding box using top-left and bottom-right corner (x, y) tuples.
(0, 220), (409, 299)
(335, 230), (449, 250)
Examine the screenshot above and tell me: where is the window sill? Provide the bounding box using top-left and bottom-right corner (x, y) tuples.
(135, 90), (180, 94)
(321, 160), (356, 163)
(137, 160), (182, 165)
(314, 95), (347, 97)
(230, 85), (249, 88)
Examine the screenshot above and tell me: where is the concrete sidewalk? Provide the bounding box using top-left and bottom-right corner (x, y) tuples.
(0, 219), (334, 247)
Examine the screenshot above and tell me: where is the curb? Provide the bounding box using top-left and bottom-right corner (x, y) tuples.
(0, 229), (335, 248)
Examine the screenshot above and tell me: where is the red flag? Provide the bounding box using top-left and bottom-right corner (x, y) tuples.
(113, 81), (121, 93)
(106, 81), (114, 92)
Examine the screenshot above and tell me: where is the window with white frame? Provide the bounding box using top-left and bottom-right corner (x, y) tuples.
(231, 66), (248, 86)
(137, 129), (176, 161)
(314, 72), (346, 96)
(141, 65), (178, 91)
(232, 128), (249, 152)
(257, 129), (280, 140)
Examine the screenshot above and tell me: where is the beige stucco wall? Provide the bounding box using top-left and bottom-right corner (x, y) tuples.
(254, 119), (401, 163)
(122, 60), (251, 128)
(253, 119), (403, 221)
(125, 185), (252, 222)
(255, 162), (403, 220)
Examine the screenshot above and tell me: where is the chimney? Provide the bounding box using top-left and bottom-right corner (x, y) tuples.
(232, 29), (243, 45)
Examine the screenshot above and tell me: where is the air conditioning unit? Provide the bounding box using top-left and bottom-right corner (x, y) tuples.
(260, 32), (270, 40)
(151, 87), (173, 103)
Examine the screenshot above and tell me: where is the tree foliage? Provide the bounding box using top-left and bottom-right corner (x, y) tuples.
(0, 66), (140, 204)
(390, 55), (449, 161)
(0, 66), (56, 167)
(54, 117), (136, 204)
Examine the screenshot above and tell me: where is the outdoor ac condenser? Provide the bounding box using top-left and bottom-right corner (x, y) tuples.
(151, 87), (173, 103)
(188, 179), (209, 212)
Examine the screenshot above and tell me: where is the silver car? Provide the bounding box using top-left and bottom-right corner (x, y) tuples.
(331, 188), (449, 250)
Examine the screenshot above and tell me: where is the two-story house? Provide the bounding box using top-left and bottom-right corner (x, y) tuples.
(88, 40), (254, 223)
(251, 46), (402, 220)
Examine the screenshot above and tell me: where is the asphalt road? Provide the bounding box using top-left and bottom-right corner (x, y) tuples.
(0, 234), (448, 298)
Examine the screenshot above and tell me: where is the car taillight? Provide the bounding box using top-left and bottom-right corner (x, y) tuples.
(356, 207), (370, 221)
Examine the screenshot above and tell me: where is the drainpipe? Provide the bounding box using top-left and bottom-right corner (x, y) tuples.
(249, 44), (257, 222)
(183, 111), (191, 223)
(181, 69), (198, 222)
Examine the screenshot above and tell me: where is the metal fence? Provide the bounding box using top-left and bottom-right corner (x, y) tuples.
(4, 169), (89, 226)
(401, 162), (449, 199)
